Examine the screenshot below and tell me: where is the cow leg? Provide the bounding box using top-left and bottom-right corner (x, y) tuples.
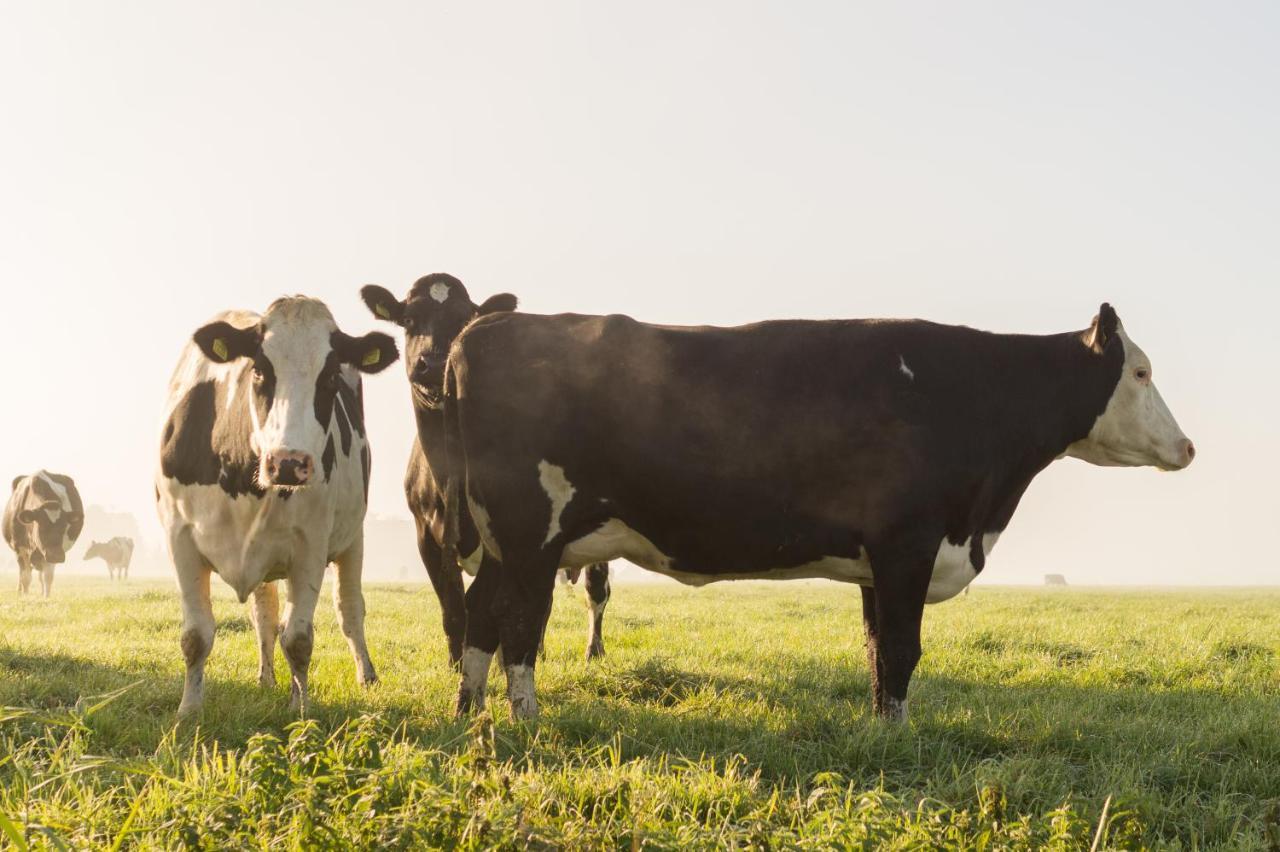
(497, 553), (560, 721)
(281, 563), (324, 714)
(40, 565), (55, 597)
(868, 544), (933, 723)
(17, 557), (31, 595)
(332, 538), (378, 686)
(583, 563), (610, 661)
(250, 581), (280, 688)
(455, 554), (501, 715)
(172, 531), (215, 717)
(415, 519), (466, 668)
(860, 585), (885, 714)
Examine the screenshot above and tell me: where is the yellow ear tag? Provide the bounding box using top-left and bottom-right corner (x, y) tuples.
(212, 338), (229, 361)
(361, 348), (381, 367)
(375, 304), (391, 319)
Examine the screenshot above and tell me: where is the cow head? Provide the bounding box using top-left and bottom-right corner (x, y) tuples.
(192, 296), (398, 489)
(1066, 303), (1196, 472)
(85, 540), (107, 560)
(361, 273), (517, 409)
(14, 496), (71, 564)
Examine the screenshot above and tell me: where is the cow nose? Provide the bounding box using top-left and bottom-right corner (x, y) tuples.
(413, 352), (448, 383)
(1180, 439), (1196, 466)
(265, 451), (314, 486)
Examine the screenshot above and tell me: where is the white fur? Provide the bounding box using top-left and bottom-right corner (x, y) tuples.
(506, 664), (538, 720)
(1065, 325), (1191, 470)
(538, 461), (575, 545)
(898, 355), (914, 381)
(459, 646), (492, 709)
(429, 281), (451, 302)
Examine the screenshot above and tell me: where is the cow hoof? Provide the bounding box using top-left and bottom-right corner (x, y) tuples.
(358, 670), (379, 687)
(454, 688), (485, 717)
(876, 697), (909, 723)
(585, 644), (605, 661)
(258, 671), (276, 689)
(176, 701), (202, 719)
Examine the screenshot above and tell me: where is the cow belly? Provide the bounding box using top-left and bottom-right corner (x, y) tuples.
(560, 519), (874, 587)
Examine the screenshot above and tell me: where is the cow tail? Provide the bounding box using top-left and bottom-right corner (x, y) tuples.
(440, 353), (463, 586)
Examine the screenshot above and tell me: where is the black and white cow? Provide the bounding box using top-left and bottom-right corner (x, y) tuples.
(441, 303), (1195, 721)
(156, 296), (398, 716)
(3, 471), (84, 596)
(85, 536), (134, 580)
(361, 274), (612, 664)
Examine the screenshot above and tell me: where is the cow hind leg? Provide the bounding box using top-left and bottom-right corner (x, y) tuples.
(497, 552), (560, 721)
(281, 566), (324, 714)
(860, 586), (885, 715)
(455, 554), (501, 716)
(17, 560), (32, 595)
(40, 565), (55, 598)
(172, 532), (215, 717)
(331, 540), (377, 686)
(250, 581), (280, 688)
(583, 563), (610, 661)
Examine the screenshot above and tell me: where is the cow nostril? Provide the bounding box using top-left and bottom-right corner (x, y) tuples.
(1185, 442), (1196, 461)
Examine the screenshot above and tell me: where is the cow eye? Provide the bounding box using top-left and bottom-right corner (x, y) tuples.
(1135, 368), (1150, 381)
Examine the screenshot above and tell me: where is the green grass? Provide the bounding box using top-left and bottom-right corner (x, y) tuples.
(0, 580), (1277, 849)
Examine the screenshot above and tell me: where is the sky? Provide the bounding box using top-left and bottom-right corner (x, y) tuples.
(1, 2), (1276, 585)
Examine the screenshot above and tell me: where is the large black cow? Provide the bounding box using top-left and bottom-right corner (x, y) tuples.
(361, 274), (613, 664)
(3, 471), (84, 597)
(442, 304), (1195, 721)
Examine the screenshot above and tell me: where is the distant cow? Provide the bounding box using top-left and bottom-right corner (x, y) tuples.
(362, 274), (613, 664)
(3, 471), (84, 597)
(1044, 574), (1068, 586)
(86, 537), (135, 580)
(441, 303), (1195, 721)
(156, 296), (397, 716)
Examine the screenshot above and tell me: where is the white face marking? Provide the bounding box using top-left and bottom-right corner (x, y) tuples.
(505, 663), (538, 720)
(1065, 325), (1192, 471)
(898, 355), (914, 381)
(429, 282), (450, 303)
(537, 461), (576, 545)
(256, 302), (335, 466)
(459, 646), (492, 709)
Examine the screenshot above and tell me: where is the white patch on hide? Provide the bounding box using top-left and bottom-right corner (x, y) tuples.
(460, 646), (492, 708)
(537, 461), (575, 545)
(429, 281), (450, 303)
(898, 355), (914, 381)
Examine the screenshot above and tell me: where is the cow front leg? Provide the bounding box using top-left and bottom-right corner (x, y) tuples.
(497, 554), (559, 721)
(17, 558), (31, 595)
(172, 531), (215, 717)
(583, 563), (610, 661)
(415, 519), (466, 668)
(867, 543), (932, 723)
(281, 566), (323, 714)
(40, 564), (55, 598)
(250, 581), (280, 688)
(332, 538), (377, 686)
(860, 586), (885, 715)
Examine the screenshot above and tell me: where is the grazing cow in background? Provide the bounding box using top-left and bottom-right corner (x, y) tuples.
(3, 471), (84, 597)
(86, 536), (135, 580)
(362, 274), (613, 664)
(156, 296), (398, 716)
(441, 303), (1195, 721)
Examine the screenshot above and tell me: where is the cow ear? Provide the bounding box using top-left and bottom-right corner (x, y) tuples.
(11, 476), (22, 492)
(334, 330), (399, 374)
(193, 321), (261, 364)
(1084, 303), (1121, 352)
(18, 509), (38, 524)
(477, 293), (518, 316)
(361, 285), (406, 325)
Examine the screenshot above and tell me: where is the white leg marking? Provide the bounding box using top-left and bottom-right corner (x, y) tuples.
(506, 664), (538, 720)
(537, 461), (576, 545)
(459, 646), (493, 710)
(883, 696), (909, 722)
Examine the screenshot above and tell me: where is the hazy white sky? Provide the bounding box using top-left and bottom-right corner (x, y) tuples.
(1, 2), (1275, 585)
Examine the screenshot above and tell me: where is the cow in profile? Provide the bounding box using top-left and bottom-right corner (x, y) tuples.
(86, 537), (135, 580)
(156, 296), (398, 716)
(361, 273), (613, 664)
(441, 303), (1195, 722)
(3, 471), (84, 597)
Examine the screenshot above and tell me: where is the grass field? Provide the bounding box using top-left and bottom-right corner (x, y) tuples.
(0, 579), (1276, 849)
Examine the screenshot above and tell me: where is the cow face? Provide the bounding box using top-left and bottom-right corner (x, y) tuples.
(85, 540), (106, 560)
(1066, 304), (1196, 471)
(362, 273), (517, 409)
(17, 501), (70, 564)
(192, 297), (398, 489)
